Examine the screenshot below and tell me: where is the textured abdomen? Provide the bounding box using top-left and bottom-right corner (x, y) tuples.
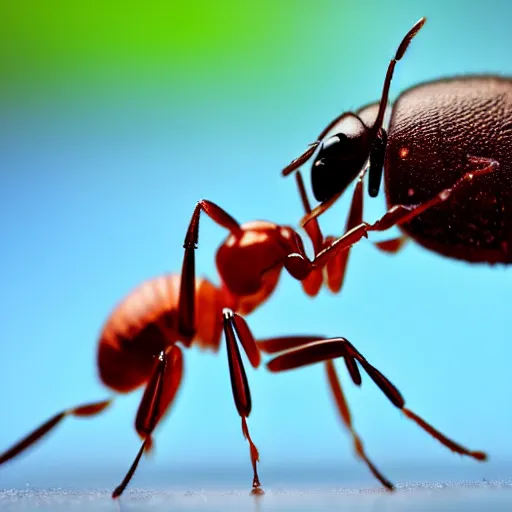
(385, 76), (512, 263)
(97, 274), (224, 393)
(98, 275), (181, 392)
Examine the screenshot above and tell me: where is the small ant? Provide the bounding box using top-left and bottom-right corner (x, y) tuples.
(0, 196), (486, 498)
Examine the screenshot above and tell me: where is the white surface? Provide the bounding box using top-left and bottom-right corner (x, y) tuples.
(0, 481), (510, 511)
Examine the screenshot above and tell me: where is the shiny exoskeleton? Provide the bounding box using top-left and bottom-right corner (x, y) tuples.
(385, 76), (512, 263)
(0, 197), (487, 499)
(283, 17), (505, 279)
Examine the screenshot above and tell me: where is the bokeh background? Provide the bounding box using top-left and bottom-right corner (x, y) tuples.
(1, 0), (511, 493)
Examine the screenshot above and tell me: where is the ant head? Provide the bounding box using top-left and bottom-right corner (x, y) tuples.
(311, 113), (371, 202)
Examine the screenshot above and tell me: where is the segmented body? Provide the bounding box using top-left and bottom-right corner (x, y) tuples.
(97, 275), (224, 393)
(385, 76), (512, 263)
(97, 220), (298, 393)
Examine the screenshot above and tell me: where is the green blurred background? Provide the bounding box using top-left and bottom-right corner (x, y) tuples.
(2, 1), (365, 102)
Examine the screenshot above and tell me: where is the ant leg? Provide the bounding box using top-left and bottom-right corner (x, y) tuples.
(342, 340), (487, 460)
(0, 399), (112, 465)
(260, 335), (391, 487)
(178, 200), (242, 341)
(369, 156), (499, 232)
(297, 167), (401, 292)
(257, 335), (326, 354)
(282, 222), (370, 282)
(264, 339), (391, 488)
(267, 338), (487, 464)
(324, 169), (366, 293)
(112, 345), (183, 499)
(295, 171), (324, 256)
(373, 235), (408, 254)
(291, 156), (499, 275)
(325, 360), (393, 489)
(294, 171), (324, 296)
(295, 168), (365, 295)
(222, 309), (263, 495)
(282, 170), (368, 285)
(258, 335), (362, 387)
(112, 440), (147, 500)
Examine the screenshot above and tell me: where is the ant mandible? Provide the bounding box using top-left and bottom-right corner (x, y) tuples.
(0, 194), (486, 499)
(282, 16), (500, 285)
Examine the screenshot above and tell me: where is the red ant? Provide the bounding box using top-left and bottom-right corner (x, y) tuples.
(0, 191), (486, 499)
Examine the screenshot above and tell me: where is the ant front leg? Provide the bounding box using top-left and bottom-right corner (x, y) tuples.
(368, 156), (500, 234)
(112, 345), (183, 499)
(295, 168), (407, 294)
(290, 169), (367, 293)
(294, 171), (325, 296)
(295, 156), (499, 273)
(297, 169), (366, 293)
(178, 200), (242, 339)
(266, 338), (487, 488)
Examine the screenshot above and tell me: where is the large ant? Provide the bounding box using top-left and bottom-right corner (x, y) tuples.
(283, 16), (503, 282)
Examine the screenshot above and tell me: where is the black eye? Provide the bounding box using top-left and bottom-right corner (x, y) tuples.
(310, 115), (371, 203)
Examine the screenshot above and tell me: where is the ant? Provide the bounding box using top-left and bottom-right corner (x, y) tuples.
(0, 195), (486, 499)
(282, 16), (502, 284)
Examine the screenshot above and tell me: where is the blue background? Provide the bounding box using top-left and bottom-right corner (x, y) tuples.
(1, 0), (510, 491)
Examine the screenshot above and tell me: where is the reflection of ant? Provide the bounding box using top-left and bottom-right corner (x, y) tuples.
(0, 178), (486, 499)
(253, 488), (263, 512)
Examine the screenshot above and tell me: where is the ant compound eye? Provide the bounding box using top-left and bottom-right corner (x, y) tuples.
(311, 114), (371, 203)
